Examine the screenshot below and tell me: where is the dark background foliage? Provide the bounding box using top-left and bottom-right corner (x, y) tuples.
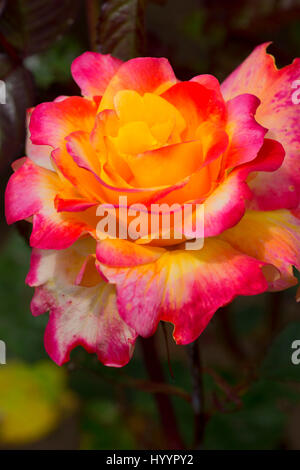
(0, 0), (300, 450)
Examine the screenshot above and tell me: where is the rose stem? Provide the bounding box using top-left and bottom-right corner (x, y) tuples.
(140, 335), (185, 450)
(186, 339), (206, 449)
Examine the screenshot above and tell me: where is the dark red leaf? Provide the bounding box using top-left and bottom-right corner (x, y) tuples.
(97, 0), (146, 61)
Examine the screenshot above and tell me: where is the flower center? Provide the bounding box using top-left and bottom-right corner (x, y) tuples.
(111, 90), (186, 155)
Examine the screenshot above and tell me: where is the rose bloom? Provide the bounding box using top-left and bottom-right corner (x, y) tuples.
(5, 43), (300, 366)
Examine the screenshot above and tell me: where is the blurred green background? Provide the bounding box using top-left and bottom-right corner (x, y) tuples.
(0, 0), (300, 450)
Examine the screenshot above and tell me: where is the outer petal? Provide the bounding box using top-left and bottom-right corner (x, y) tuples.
(26, 240), (137, 366)
(54, 195), (98, 213)
(224, 94), (267, 168)
(220, 209), (300, 291)
(29, 97), (97, 149)
(191, 74), (223, 95)
(222, 43), (300, 209)
(97, 238), (270, 344)
(26, 108), (53, 171)
(5, 158), (96, 249)
(71, 52), (122, 98)
(97, 238), (164, 267)
(203, 138), (285, 237)
(26, 96), (69, 169)
(99, 57), (177, 111)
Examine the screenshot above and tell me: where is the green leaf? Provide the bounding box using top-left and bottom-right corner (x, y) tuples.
(0, 0), (80, 57)
(97, 0), (146, 61)
(260, 322), (300, 382)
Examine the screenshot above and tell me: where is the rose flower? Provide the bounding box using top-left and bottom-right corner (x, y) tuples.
(5, 43), (300, 366)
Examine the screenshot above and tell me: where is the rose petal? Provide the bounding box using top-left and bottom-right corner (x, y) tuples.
(203, 138), (285, 237)
(29, 97), (97, 149)
(26, 108), (53, 170)
(99, 57), (177, 111)
(222, 43), (300, 209)
(71, 52), (122, 98)
(220, 209), (300, 291)
(224, 94), (267, 168)
(162, 81), (226, 140)
(97, 238), (269, 343)
(26, 241), (137, 366)
(5, 158), (96, 249)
